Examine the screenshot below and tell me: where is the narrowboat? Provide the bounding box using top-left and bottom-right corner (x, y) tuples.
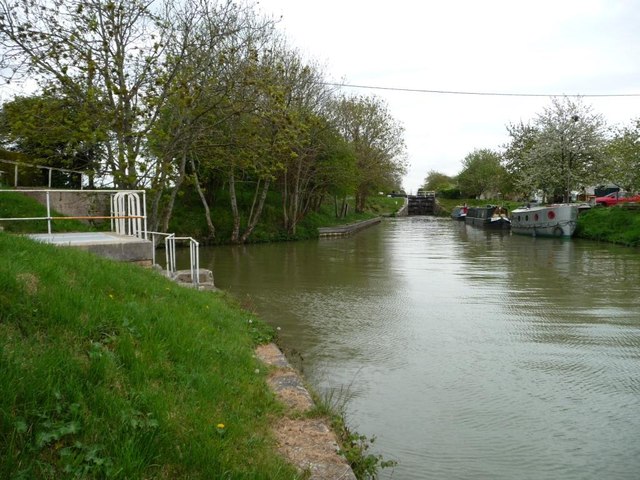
(510, 204), (578, 237)
(464, 205), (511, 230)
(451, 204), (468, 221)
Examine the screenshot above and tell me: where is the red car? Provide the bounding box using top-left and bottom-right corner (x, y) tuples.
(595, 191), (640, 206)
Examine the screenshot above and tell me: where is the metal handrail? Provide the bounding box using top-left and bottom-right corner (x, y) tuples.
(0, 158), (114, 188)
(0, 188), (147, 238)
(149, 231), (175, 274)
(2, 188), (200, 288)
(171, 236), (200, 289)
(148, 231), (200, 288)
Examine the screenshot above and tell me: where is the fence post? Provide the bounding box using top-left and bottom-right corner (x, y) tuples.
(142, 190), (148, 240)
(46, 190), (52, 235)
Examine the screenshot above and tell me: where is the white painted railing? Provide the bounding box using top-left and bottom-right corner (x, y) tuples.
(111, 191), (146, 238)
(170, 236), (200, 289)
(149, 232), (174, 274)
(0, 158), (114, 188)
(2, 188), (200, 288)
(149, 231), (200, 288)
(0, 188), (147, 238)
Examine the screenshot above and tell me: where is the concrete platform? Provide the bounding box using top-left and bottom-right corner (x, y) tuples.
(28, 232), (153, 265)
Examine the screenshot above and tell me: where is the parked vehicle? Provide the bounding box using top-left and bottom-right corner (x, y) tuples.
(511, 204), (578, 238)
(594, 191), (640, 207)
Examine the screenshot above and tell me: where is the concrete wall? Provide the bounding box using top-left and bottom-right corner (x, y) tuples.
(22, 190), (111, 224)
(396, 197), (409, 216)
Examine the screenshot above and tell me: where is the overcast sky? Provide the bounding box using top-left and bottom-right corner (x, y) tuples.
(256, 0), (640, 193)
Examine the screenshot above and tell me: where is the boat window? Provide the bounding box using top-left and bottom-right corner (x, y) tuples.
(525, 215), (529, 221)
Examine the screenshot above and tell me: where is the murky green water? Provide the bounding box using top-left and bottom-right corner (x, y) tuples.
(180, 217), (640, 479)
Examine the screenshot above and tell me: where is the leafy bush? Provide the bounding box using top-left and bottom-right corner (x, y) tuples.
(437, 187), (462, 199)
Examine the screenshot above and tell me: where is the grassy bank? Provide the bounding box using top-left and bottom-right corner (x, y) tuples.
(0, 232), (299, 479)
(575, 205), (640, 247)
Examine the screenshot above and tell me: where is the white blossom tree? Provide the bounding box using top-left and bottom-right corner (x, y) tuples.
(504, 96), (607, 202)
(604, 119), (640, 192)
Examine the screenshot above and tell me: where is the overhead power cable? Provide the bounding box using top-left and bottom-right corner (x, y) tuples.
(321, 82), (640, 98)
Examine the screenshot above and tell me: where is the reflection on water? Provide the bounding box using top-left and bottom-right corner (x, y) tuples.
(181, 217), (640, 479)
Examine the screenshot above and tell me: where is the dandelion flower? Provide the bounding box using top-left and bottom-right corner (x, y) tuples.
(216, 423), (225, 429)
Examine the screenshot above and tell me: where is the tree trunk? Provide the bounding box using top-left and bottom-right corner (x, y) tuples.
(229, 169), (241, 243)
(289, 160), (303, 235)
(240, 178), (271, 243)
(190, 157), (216, 240)
(282, 169), (289, 232)
(148, 168), (167, 232)
(341, 197), (349, 218)
(355, 190), (367, 213)
(248, 178), (261, 231)
(160, 151), (188, 233)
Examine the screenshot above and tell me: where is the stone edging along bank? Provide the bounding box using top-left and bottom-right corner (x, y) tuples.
(255, 344), (356, 480)
(318, 217), (382, 238)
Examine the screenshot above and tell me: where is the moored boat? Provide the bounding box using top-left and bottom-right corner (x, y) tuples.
(510, 204), (578, 237)
(464, 205), (511, 229)
(451, 204), (468, 221)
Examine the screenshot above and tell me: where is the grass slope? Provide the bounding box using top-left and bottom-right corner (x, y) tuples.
(576, 205), (640, 247)
(0, 233), (298, 479)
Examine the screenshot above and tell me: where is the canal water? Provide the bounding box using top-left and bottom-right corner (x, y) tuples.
(180, 217), (640, 479)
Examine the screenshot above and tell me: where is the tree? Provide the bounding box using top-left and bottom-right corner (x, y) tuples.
(457, 148), (506, 198)
(422, 170), (455, 192)
(502, 120), (539, 199)
(331, 95), (407, 212)
(503, 97), (606, 202)
(0, 0), (195, 188)
(314, 131), (358, 219)
(604, 120), (640, 192)
(157, 25), (294, 244)
(0, 93), (106, 187)
(146, 1), (277, 236)
(260, 45), (334, 236)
